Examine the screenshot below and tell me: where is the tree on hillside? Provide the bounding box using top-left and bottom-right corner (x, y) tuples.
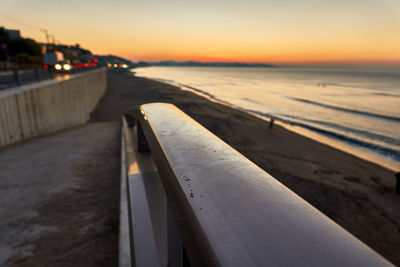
(0, 29), (10, 61)
(0, 28), (9, 43)
(8, 38), (42, 57)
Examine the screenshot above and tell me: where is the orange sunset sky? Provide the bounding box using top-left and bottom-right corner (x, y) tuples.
(1, 0), (400, 64)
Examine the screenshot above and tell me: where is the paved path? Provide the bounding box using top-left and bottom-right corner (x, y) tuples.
(0, 122), (120, 266)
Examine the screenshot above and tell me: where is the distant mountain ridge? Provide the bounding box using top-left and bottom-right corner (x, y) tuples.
(94, 54), (134, 65)
(149, 61), (275, 67)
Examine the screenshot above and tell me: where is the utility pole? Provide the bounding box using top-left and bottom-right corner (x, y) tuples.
(50, 34), (56, 50)
(40, 29), (49, 50)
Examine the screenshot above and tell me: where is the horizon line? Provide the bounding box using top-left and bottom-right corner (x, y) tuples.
(131, 59), (400, 66)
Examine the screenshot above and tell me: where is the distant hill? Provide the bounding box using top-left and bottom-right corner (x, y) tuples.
(94, 54), (133, 65)
(149, 61), (275, 67)
(94, 55), (151, 68)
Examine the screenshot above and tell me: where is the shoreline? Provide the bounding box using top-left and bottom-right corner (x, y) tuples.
(138, 74), (399, 173)
(249, 111), (400, 172)
(275, 119), (400, 172)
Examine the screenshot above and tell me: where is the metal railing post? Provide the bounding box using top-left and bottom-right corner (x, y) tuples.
(34, 69), (41, 82)
(167, 204), (183, 267)
(137, 122), (150, 153)
(13, 70), (21, 86)
(48, 68), (53, 79)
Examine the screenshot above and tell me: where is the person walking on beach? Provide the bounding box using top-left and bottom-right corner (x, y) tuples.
(269, 117), (274, 129)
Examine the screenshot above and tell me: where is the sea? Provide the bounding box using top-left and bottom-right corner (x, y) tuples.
(133, 66), (400, 171)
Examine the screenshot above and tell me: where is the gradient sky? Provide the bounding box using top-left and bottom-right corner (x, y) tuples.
(1, 0), (399, 64)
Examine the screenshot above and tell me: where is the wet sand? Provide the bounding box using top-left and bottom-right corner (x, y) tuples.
(92, 69), (400, 265)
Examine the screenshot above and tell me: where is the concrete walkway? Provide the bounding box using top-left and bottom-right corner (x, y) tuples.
(0, 122), (120, 266)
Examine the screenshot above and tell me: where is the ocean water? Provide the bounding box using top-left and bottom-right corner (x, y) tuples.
(134, 66), (400, 169)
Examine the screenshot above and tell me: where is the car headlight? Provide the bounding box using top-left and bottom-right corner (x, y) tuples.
(55, 64), (62, 70)
(63, 64), (71, 71)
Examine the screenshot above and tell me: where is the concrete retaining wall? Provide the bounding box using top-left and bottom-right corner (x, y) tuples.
(0, 68), (107, 147)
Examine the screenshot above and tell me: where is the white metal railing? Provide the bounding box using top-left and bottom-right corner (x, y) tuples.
(120, 103), (392, 267)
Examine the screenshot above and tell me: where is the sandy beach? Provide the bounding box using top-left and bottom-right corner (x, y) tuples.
(92, 69), (400, 265)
